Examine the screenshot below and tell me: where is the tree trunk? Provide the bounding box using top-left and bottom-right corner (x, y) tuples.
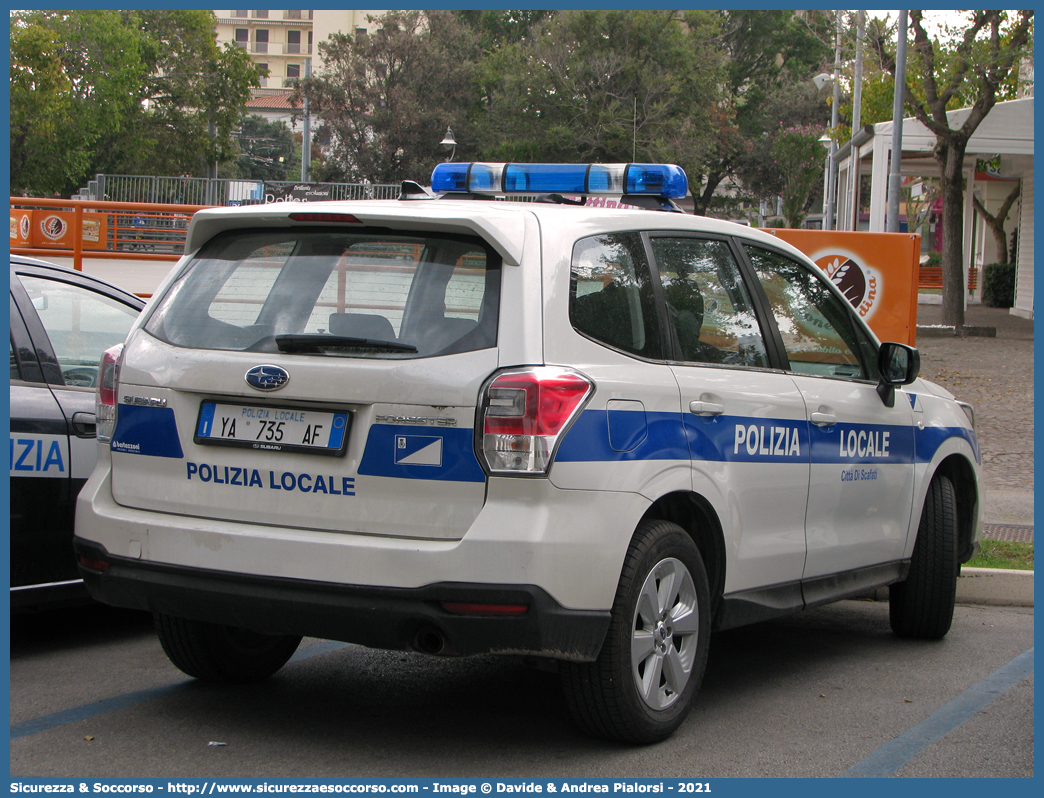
(695, 172), (721, 216)
(987, 217), (1010, 266)
(935, 139), (968, 329)
(973, 181), (1021, 266)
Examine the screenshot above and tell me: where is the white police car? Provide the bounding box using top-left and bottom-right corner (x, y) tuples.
(74, 163), (981, 743)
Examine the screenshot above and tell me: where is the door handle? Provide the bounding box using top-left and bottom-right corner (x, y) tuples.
(72, 411), (97, 438)
(689, 400), (725, 417)
(810, 412), (837, 427)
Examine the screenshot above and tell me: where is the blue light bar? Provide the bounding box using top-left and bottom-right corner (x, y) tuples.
(504, 164), (587, 193)
(430, 163), (689, 199)
(431, 162), (470, 193)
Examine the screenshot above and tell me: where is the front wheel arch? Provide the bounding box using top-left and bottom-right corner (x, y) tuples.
(929, 454), (980, 563)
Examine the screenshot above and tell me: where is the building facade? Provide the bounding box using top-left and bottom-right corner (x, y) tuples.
(214, 10), (384, 105)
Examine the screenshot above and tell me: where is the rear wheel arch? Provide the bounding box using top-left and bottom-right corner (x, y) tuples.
(641, 491), (726, 617)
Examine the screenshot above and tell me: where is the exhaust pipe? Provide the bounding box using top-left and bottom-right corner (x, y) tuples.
(414, 627), (446, 655)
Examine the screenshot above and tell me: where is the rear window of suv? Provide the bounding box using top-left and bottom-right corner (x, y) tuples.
(144, 229), (501, 358)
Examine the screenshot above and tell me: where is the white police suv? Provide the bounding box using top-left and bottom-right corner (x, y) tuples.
(74, 163), (982, 743)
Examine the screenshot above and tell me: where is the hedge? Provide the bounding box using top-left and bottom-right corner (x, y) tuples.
(982, 262), (1016, 308)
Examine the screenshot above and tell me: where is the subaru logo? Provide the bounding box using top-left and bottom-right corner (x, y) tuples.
(245, 365), (290, 392)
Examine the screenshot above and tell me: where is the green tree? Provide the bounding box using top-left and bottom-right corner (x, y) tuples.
(221, 115), (300, 182)
(692, 10), (832, 216)
(296, 11), (482, 184)
(474, 10), (719, 184)
(730, 79), (831, 217)
(100, 10), (260, 178)
(9, 9), (259, 195)
(771, 126), (827, 227)
(10, 10), (149, 194)
(454, 10), (552, 49)
(839, 12), (1028, 135)
(873, 10), (1034, 328)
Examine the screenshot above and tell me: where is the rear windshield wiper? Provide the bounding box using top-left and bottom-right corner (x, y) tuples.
(274, 334), (418, 354)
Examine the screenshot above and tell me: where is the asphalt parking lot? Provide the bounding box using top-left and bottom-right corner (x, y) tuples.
(10, 598), (1033, 779)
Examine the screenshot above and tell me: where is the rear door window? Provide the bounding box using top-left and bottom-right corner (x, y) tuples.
(17, 274), (142, 387)
(145, 230), (501, 358)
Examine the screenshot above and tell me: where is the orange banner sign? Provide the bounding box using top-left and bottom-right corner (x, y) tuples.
(10, 210), (32, 246)
(767, 229), (921, 346)
(30, 211), (109, 251)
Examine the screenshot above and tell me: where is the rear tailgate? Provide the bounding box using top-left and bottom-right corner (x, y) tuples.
(110, 336), (496, 539)
(107, 222), (509, 541)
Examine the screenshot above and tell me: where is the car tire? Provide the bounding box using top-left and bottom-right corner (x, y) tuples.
(560, 519), (711, 744)
(889, 474), (959, 639)
(154, 613), (302, 684)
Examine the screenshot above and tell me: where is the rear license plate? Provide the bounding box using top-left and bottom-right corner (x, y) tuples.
(195, 402), (350, 456)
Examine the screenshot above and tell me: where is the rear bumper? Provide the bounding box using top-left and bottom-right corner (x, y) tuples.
(75, 462), (647, 612)
(73, 537), (610, 661)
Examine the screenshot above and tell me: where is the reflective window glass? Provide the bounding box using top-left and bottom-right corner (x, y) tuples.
(145, 230), (500, 359)
(569, 233), (663, 359)
(651, 237), (767, 367)
(19, 275), (140, 387)
(746, 246), (870, 380)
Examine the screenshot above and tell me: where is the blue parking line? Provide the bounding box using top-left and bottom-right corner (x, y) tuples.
(10, 640), (350, 740)
(842, 648), (1034, 777)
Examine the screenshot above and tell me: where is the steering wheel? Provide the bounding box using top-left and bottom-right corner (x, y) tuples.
(62, 367), (98, 387)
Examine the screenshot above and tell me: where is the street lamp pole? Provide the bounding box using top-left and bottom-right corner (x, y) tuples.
(847, 10), (865, 231)
(825, 9), (842, 230)
(886, 11), (909, 233)
(300, 58), (312, 182)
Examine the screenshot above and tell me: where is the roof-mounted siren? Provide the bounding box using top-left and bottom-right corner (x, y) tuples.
(430, 163), (689, 211)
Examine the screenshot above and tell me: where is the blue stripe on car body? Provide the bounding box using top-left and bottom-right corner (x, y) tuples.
(558, 409), (974, 467)
(110, 405), (184, 459)
(108, 405), (978, 477)
(358, 424), (485, 483)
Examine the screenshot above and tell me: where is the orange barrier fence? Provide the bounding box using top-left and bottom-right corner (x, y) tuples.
(10, 197), (211, 272)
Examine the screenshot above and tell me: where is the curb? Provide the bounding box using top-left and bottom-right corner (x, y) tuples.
(863, 568), (1034, 607)
(916, 325), (997, 338)
(955, 567), (1034, 607)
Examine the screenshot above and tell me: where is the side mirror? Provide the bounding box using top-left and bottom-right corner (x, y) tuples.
(876, 342), (920, 407)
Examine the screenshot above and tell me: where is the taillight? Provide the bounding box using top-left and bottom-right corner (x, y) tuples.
(78, 555), (110, 572)
(96, 343), (124, 443)
(478, 367), (593, 475)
